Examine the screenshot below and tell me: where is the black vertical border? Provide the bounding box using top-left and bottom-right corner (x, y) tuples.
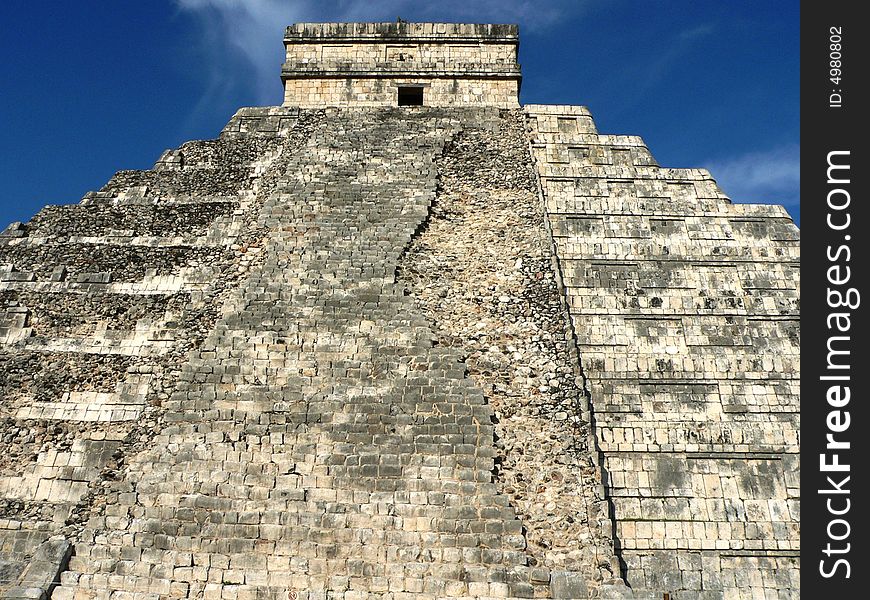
(802, 1), (867, 595)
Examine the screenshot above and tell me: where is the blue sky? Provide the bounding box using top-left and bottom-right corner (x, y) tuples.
(0, 1), (799, 228)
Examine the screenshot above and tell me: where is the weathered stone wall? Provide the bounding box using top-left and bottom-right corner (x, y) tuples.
(282, 22), (520, 108)
(285, 40), (516, 72)
(526, 104), (800, 599)
(283, 78), (519, 109)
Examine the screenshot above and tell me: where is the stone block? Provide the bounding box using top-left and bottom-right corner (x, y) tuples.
(550, 571), (587, 599)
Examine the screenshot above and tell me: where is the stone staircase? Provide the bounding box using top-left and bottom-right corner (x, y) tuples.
(41, 108), (577, 600)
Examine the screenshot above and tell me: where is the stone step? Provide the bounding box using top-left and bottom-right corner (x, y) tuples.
(0, 242), (232, 283)
(26, 201), (240, 239)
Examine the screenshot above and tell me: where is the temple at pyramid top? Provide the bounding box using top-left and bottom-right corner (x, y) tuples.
(281, 22), (521, 108)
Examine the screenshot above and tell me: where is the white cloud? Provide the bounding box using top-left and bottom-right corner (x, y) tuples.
(388, 0), (574, 31)
(678, 23), (715, 42)
(704, 144), (800, 209)
(175, 0), (311, 106)
(638, 23), (716, 92)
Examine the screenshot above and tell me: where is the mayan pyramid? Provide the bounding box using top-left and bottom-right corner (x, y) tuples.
(0, 22), (799, 600)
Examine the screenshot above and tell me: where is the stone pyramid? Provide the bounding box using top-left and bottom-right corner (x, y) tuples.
(0, 22), (799, 600)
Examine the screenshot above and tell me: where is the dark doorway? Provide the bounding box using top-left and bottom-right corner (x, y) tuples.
(397, 86), (424, 106)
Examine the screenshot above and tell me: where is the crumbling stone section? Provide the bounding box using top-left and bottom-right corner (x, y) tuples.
(100, 137), (283, 197)
(0, 108), (322, 597)
(0, 291), (190, 336)
(2, 536), (71, 600)
(526, 104), (800, 599)
(0, 352), (139, 402)
(26, 202), (238, 239)
(0, 242), (233, 282)
(397, 109), (623, 596)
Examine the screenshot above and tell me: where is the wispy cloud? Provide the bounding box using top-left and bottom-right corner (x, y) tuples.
(705, 144), (800, 218)
(637, 23), (716, 92)
(174, 0), (587, 109)
(678, 23), (715, 41)
(175, 0), (311, 108)
(588, 21), (717, 117)
(389, 0), (578, 32)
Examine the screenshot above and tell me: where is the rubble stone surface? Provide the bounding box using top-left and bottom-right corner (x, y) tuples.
(396, 111), (619, 583)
